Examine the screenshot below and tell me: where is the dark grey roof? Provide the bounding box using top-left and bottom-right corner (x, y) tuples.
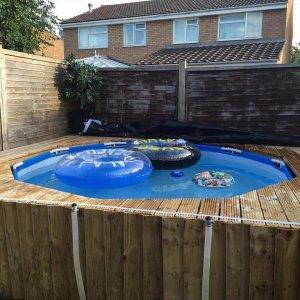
(62, 0), (286, 24)
(137, 40), (285, 65)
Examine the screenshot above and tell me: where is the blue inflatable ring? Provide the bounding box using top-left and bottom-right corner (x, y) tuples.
(55, 149), (153, 188)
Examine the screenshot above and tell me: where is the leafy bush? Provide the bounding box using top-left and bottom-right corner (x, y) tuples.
(292, 43), (300, 64)
(59, 53), (102, 110)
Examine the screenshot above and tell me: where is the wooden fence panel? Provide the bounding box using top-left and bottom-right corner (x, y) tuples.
(1, 203), (300, 299)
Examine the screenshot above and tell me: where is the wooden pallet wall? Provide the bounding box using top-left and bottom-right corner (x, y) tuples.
(1, 201), (300, 299)
(0, 45), (70, 150)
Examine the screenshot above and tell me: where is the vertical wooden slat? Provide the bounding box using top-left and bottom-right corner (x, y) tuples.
(84, 208), (106, 300)
(0, 44), (9, 150)
(2, 201), (24, 299)
(142, 215), (163, 300)
(162, 217), (184, 299)
(124, 213), (143, 300)
(249, 226), (275, 299)
(104, 211), (124, 300)
(183, 218), (204, 299)
(16, 203), (38, 299)
(31, 204), (53, 298)
(209, 221), (226, 300)
(178, 60), (187, 121)
(273, 228), (300, 300)
(48, 205), (72, 299)
(0, 201), (12, 298)
(225, 223), (250, 300)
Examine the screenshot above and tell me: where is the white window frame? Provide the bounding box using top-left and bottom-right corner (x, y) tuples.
(173, 18), (199, 44)
(218, 12), (262, 41)
(78, 26), (108, 49)
(123, 22), (147, 47)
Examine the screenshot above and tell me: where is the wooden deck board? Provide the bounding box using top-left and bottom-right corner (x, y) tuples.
(0, 135), (299, 228)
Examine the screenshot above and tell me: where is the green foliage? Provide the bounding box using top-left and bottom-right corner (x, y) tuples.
(0, 0), (58, 53)
(59, 53), (102, 110)
(292, 43), (300, 64)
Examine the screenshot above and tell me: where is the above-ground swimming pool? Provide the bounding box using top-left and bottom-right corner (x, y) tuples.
(13, 142), (294, 199)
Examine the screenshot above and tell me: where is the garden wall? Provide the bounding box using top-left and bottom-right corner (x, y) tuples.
(96, 69), (178, 123)
(96, 65), (300, 137)
(0, 200), (299, 299)
(0, 45), (70, 150)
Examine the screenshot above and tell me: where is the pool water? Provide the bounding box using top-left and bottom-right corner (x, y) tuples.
(14, 144), (294, 199)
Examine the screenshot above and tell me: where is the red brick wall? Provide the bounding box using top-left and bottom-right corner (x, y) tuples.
(64, 9), (288, 64)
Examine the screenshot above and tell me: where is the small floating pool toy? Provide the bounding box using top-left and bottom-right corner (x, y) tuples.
(55, 149), (153, 188)
(170, 171), (184, 178)
(193, 171), (235, 188)
(132, 139), (201, 169)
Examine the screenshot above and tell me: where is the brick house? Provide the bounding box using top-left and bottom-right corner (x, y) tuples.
(61, 0), (293, 66)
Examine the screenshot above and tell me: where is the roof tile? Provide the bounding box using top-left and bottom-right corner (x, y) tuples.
(62, 0), (286, 24)
(136, 40), (285, 65)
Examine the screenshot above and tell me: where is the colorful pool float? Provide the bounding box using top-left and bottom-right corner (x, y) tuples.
(193, 171), (235, 188)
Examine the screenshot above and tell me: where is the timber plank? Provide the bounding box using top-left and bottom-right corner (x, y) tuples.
(257, 186), (289, 227)
(249, 226), (275, 299)
(31, 204), (53, 298)
(16, 203), (38, 299)
(142, 215), (163, 300)
(225, 223), (250, 300)
(176, 198), (200, 216)
(240, 191), (265, 225)
(273, 228), (300, 300)
(2, 201), (24, 299)
(124, 213), (143, 300)
(84, 208), (106, 300)
(183, 218), (204, 299)
(48, 205), (73, 299)
(103, 211), (124, 299)
(162, 217), (184, 300)
(198, 198), (220, 218)
(0, 202), (12, 298)
(220, 196), (241, 223)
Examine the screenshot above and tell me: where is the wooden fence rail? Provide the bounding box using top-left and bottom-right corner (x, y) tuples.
(0, 200), (300, 299)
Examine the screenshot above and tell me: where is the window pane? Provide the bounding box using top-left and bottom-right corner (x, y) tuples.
(174, 19), (185, 43)
(219, 22), (245, 39)
(88, 34), (100, 48)
(134, 29), (146, 45)
(135, 23), (145, 30)
(220, 13), (245, 23)
(124, 24), (134, 45)
(79, 28), (88, 48)
(186, 24), (198, 42)
(246, 12), (261, 38)
(187, 19), (198, 26)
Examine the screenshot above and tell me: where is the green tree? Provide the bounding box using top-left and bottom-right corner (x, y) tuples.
(292, 43), (300, 64)
(0, 0), (58, 53)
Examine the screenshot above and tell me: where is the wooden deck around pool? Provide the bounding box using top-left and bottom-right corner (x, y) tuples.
(0, 135), (300, 228)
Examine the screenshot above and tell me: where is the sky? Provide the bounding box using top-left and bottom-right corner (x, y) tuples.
(52, 0), (300, 45)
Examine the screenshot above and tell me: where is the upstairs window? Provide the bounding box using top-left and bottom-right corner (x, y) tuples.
(173, 18), (199, 44)
(78, 26), (108, 49)
(218, 12), (262, 40)
(124, 23), (146, 46)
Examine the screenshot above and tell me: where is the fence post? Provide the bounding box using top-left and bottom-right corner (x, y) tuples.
(0, 44), (9, 150)
(178, 60), (187, 122)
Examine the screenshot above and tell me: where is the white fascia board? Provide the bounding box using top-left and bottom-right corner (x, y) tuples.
(61, 3), (286, 29)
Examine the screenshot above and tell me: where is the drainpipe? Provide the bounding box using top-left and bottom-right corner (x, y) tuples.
(71, 203), (86, 300)
(202, 216), (213, 300)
